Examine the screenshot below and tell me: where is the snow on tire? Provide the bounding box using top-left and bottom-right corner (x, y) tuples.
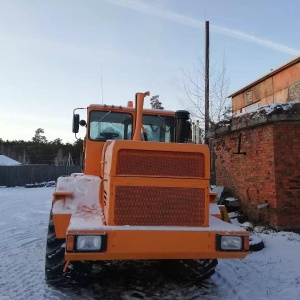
(249, 234), (264, 252)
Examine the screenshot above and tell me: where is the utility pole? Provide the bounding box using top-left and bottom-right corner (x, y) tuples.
(205, 21), (210, 144)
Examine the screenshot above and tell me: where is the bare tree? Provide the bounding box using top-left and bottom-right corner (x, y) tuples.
(181, 55), (231, 129)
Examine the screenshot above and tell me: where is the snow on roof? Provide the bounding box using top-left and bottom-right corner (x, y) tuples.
(234, 100), (300, 119)
(0, 155), (21, 166)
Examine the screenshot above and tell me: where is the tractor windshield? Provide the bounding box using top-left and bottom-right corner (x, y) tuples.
(89, 111), (133, 141)
(142, 114), (175, 142)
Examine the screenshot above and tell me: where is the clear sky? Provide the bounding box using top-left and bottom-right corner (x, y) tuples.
(1, 0), (299, 143)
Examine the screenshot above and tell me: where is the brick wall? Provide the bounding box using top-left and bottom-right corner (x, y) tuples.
(213, 121), (300, 230)
(273, 123), (300, 228)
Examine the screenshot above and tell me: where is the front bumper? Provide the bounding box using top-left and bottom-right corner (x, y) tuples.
(65, 216), (249, 261)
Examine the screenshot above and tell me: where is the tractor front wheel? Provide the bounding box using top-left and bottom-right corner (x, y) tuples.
(45, 214), (67, 284)
(45, 214), (92, 285)
(162, 259), (218, 282)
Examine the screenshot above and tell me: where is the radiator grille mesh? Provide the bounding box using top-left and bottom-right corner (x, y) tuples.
(116, 149), (204, 177)
(114, 186), (205, 226)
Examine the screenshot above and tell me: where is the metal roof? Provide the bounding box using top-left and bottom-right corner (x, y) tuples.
(0, 155), (21, 166)
(228, 56), (300, 98)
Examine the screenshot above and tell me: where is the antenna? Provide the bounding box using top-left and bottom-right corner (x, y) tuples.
(101, 68), (104, 105)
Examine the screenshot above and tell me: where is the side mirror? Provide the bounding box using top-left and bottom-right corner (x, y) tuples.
(72, 114), (80, 133)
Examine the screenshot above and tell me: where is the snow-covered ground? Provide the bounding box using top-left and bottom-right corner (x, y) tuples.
(0, 187), (299, 300)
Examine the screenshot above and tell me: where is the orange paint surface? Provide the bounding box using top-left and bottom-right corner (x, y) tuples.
(51, 92), (249, 263)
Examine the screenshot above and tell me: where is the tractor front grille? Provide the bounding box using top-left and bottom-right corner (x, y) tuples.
(114, 186), (206, 226)
(116, 149), (205, 178)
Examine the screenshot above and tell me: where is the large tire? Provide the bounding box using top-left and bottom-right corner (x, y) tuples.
(45, 214), (92, 285)
(45, 214), (68, 284)
(162, 259), (218, 282)
(249, 235), (265, 252)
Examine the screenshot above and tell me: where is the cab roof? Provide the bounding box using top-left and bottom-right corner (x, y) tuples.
(88, 104), (175, 116)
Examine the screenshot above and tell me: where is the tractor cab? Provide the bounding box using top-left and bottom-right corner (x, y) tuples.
(72, 95), (190, 176)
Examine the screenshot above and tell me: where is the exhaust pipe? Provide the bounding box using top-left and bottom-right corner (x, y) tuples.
(132, 91), (150, 141)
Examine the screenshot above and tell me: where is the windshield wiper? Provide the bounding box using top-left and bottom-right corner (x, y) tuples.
(156, 114), (168, 126)
(99, 111), (112, 122)
(93, 111), (112, 128)
(156, 114), (172, 133)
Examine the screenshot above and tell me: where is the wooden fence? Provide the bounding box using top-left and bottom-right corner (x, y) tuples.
(0, 165), (81, 187)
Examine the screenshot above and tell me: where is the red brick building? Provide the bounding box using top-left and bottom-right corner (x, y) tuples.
(211, 56), (300, 231)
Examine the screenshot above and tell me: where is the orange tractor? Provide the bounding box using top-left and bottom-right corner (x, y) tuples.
(45, 92), (249, 284)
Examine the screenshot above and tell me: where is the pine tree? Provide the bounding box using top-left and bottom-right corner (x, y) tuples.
(32, 128), (48, 144)
(150, 95), (164, 110)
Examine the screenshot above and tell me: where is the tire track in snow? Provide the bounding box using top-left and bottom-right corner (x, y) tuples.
(211, 266), (245, 300)
(0, 187), (53, 300)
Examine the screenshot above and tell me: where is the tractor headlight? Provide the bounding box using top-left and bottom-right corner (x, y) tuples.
(221, 236), (242, 250)
(217, 235), (243, 251)
(77, 235), (101, 251)
(76, 235), (103, 252)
